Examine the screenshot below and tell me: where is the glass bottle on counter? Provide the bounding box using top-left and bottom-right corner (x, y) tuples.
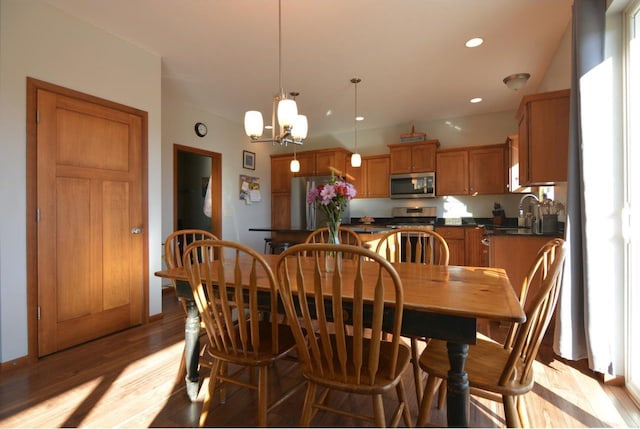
(518, 209), (525, 227)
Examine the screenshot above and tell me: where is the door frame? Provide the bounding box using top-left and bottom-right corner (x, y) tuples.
(26, 77), (149, 363)
(173, 144), (222, 238)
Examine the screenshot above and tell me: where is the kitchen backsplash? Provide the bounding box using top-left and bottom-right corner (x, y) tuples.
(350, 183), (568, 223)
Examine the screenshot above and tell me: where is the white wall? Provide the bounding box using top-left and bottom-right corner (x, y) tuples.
(0, 0), (162, 363)
(161, 92), (271, 253)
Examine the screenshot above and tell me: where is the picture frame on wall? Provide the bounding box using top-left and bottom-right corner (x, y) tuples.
(243, 150), (256, 170)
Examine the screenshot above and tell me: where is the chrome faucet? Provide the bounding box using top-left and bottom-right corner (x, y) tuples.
(518, 193), (541, 233)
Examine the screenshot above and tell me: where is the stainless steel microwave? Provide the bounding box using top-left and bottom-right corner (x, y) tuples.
(389, 172), (436, 199)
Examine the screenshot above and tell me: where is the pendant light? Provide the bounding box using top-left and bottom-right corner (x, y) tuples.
(244, 0), (308, 146)
(350, 77), (362, 168)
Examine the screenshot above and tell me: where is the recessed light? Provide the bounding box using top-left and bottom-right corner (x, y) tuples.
(356, 116), (364, 121)
(470, 97), (483, 103)
(465, 37), (484, 48)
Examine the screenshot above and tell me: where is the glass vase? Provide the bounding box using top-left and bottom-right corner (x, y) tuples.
(325, 220), (342, 273)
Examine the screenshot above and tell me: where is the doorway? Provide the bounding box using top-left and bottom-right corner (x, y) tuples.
(173, 144), (222, 238)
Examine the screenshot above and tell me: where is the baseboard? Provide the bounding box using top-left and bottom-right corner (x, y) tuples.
(0, 355), (31, 373)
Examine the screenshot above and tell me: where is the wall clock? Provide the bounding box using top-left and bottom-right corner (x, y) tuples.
(194, 122), (207, 137)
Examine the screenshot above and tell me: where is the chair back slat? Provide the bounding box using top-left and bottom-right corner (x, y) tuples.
(164, 229), (219, 270)
(375, 227), (449, 265)
(183, 240), (280, 362)
(499, 238), (566, 386)
(276, 243), (404, 385)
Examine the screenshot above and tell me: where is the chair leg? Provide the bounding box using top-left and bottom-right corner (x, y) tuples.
(410, 337), (424, 403)
(396, 379), (414, 428)
(502, 395), (521, 428)
(516, 394), (529, 428)
(300, 382), (317, 427)
(372, 394), (386, 428)
(219, 361), (227, 404)
(417, 374), (441, 427)
(199, 359), (221, 427)
(436, 379), (446, 409)
(257, 366), (268, 427)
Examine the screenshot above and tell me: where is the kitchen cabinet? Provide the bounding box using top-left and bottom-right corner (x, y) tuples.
(489, 235), (551, 296)
(388, 140), (439, 174)
(271, 154), (294, 193)
(436, 149), (468, 195)
(271, 154), (294, 229)
(464, 227), (488, 267)
(434, 226), (465, 265)
(437, 144), (506, 196)
(435, 226), (488, 267)
(469, 145), (506, 195)
(506, 134), (532, 193)
(517, 89), (570, 185)
(294, 148), (350, 177)
(345, 155), (390, 198)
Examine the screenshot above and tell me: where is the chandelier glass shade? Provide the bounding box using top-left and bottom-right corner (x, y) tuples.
(244, 0), (307, 146)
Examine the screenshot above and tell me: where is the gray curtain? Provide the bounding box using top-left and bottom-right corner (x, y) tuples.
(554, 0), (609, 372)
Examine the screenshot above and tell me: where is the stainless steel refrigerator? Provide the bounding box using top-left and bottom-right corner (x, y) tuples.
(290, 176), (351, 230)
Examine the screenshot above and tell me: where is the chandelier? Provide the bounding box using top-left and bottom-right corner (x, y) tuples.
(244, 0), (307, 146)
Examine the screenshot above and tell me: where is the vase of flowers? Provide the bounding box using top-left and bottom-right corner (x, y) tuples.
(307, 173), (356, 272)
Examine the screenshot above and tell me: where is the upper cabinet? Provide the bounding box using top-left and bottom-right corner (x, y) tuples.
(516, 89), (570, 185)
(505, 134), (532, 193)
(388, 140), (439, 174)
(436, 144), (506, 196)
(271, 154), (294, 193)
(345, 154), (390, 199)
(294, 148), (350, 177)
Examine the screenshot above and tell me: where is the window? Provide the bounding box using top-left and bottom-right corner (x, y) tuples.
(624, 0), (640, 404)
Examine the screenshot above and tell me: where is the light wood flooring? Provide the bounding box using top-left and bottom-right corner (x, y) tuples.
(1, 290), (639, 428)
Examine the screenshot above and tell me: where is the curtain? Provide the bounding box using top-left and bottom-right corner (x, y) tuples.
(554, 0), (616, 375)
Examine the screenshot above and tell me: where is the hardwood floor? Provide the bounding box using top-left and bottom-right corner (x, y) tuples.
(1, 290), (638, 428)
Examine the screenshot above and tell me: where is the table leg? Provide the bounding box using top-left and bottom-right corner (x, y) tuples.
(446, 341), (470, 427)
(184, 298), (201, 402)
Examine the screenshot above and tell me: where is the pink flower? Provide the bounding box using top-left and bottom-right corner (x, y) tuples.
(307, 173), (356, 222)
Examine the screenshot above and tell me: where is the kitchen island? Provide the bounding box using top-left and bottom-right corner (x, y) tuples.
(249, 225), (393, 252)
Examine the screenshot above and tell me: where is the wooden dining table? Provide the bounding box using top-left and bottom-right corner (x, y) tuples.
(155, 253), (524, 427)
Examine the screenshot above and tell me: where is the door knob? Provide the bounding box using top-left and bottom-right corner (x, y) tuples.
(131, 227), (143, 234)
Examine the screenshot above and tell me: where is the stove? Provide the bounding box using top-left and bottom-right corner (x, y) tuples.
(387, 206), (437, 229)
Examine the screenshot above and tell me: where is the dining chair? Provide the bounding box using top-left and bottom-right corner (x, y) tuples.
(304, 225), (363, 250)
(375, 227), (449, 404)
(163, 229), (219, 392)
(182, 239), (299, 427)
(417, 238), (566, 428)
(275, 243), (413, 427)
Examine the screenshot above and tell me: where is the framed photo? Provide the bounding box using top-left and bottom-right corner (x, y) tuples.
(243, 150), (256, 170)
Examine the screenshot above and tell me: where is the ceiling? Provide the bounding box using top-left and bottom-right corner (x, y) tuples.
(45, 0), (572, 138)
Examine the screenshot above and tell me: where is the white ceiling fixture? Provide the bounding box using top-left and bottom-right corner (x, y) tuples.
(465, 37), (484, 48)
(470, 97), (483, 103)
(503, 73), (531, 91)
(350, 77), (362, 168)
(243, 0), (308, 146)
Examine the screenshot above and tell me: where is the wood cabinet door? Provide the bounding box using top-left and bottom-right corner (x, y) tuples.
(295, 151), (315, 176)
(345, 161), (367, 198)
(366, 155), (390, 198)
(469, 145), (506, 195)
(435, 226), (466, 265)
(389, 146), (411, 174)
(271, 155), (293, 192)
(490, 235), (551, 296)
(529, 95), (569, 183)
(411, 143), (437, 172)
(271, 192), (291, 229)
(465, 227), (487, 267)
(436, 150), (469, 195)
(518, 106), (530, 185)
